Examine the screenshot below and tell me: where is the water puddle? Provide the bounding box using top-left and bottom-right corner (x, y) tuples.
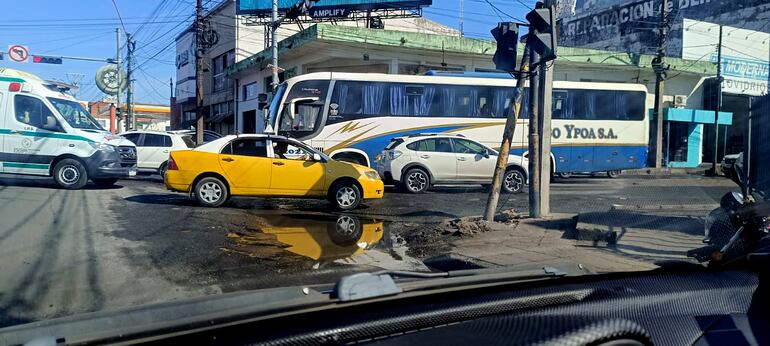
(224, 214), (394, 262)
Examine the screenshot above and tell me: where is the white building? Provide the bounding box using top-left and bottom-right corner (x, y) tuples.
(173, 0), (458, 134)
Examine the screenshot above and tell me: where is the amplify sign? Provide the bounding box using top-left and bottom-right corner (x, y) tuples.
(237, 0), (432, 16)
(559, 0), (770, 56)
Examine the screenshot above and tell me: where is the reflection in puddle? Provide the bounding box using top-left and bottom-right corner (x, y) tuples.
(225, 214), (386, 262)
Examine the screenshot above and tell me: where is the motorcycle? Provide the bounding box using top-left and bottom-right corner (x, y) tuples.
(687, 153), (770, 267)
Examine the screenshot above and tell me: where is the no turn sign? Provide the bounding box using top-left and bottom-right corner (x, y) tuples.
(7, 45), (29, 63)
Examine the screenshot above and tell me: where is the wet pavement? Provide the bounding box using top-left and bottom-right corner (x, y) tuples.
(0, 173), (736, 327)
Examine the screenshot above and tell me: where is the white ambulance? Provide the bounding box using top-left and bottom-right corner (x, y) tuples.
(0, 68), (137, 189)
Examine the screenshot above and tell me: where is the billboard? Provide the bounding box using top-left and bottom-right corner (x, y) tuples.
(237, 0), (432, 16)
(175, 30), (196, 104)
(682, 19), (769, 96)
(558, 0), (770, 57)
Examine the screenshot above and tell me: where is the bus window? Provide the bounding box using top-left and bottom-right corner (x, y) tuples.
(564, 89), (645, 121)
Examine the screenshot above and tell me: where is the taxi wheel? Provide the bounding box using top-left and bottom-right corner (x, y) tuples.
(194, 177), (229, 207)
(53, 158), (88, 190)
(330, 182), (362, 210)
(328, 215), (363, 246)
(607, 170), (622, 179)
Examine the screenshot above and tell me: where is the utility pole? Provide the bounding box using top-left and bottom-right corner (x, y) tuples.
(270, 0), (279, 92)
(537, 0), (555, 216)
(528, 48), (541, 218)
(126, 33), (135, 131)
(484, 44), (530, 221)
(116, 28), (122, 133)
(459, 0), (464, 37)
(195, 0), (205, 145)
(709, 25), (724, 175)
(651, 0), (669, 168)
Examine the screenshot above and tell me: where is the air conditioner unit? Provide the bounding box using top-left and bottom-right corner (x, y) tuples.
(673, 94), (688, 108)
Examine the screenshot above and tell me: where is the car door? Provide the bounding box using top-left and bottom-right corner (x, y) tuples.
(4, 94), (64, 175)
(268, 139), (325, 197)
(407, 138), (456, 182)
(453, 138), (497, 181)
(218, 138), (272, 195)
(140, 133), (170, 170)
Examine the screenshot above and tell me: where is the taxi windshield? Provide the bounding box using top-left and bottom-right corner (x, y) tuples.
(47, 97), (103, 130)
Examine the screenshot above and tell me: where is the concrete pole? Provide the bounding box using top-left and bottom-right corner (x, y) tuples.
(271, 0), (279, 92)
(529, 49), (541, 218)
(196, 0), (205, 145)
(710, 25), (724, 175)
(126, 32), (135, 131)
(116, 28), (122, 133)
(651, 0), (668, 168)
(537, 62), (552, 216)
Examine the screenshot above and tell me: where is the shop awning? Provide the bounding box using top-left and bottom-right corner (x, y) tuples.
(663, 108), (733, 125)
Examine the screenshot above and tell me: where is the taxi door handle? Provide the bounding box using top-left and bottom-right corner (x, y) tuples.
(457, 157), (467, 161)
(10, 130), (20, 134)
(162, 150), (169, 153)
(420, 155), (430, 159)
(222, 157), (235, 162)
(273, 161), (285, 166)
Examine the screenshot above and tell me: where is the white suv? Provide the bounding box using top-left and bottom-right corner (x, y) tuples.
(376, 134), (529, 193)
(122, 130), (195, 176)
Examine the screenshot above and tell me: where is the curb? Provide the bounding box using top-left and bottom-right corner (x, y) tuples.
(622, 168), (709, 176)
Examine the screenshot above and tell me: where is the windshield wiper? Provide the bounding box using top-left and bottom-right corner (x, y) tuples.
(332, 265), (583, 302)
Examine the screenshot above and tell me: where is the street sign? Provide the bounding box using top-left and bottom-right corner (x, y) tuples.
(7, 45), (29, 63)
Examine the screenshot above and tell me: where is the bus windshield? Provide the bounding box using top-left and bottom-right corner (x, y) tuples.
(268, 83), (287, 131)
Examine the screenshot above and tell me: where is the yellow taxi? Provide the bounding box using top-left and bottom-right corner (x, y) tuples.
(164, 135), (384, 209)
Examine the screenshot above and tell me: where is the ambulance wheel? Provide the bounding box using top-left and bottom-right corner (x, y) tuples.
(53, 159), (88, 190)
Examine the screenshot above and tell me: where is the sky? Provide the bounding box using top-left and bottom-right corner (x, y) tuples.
(0, 0), (533, 104)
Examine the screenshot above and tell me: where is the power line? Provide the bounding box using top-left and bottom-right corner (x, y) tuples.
(109, 0), (128, 34)
(483, 0), (505, 21)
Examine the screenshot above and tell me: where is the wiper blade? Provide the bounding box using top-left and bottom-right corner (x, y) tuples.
(333, 266), (579, 302)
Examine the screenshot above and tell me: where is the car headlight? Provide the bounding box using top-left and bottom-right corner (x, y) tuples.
(388, 150), (403, 160)
(89, 142), (117, 152)
(365, 171), (380, 180)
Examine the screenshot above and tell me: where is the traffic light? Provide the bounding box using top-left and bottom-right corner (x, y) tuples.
(525, 6), (557, 62)
(286, 0), (320, 19)
(32, 55), (63, 64)
(491, 22), (519, 73)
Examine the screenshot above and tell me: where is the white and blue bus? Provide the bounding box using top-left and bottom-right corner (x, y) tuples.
(268, 72), (649, 175)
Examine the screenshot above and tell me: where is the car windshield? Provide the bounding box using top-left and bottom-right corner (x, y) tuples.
(3, 0), (770, 339)
(47, 97), (104, 130)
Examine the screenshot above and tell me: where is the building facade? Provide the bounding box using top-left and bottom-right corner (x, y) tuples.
(558, 0), (770, 164)
(173, 0), (459, 135)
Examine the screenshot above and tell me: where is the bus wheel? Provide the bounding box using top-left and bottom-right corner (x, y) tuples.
(557, 172), (572, 179)
(607, 170), (622, 179)
(53, 158), (88, 189)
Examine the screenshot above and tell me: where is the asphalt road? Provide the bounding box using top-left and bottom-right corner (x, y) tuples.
(0, 173), (735, 327)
